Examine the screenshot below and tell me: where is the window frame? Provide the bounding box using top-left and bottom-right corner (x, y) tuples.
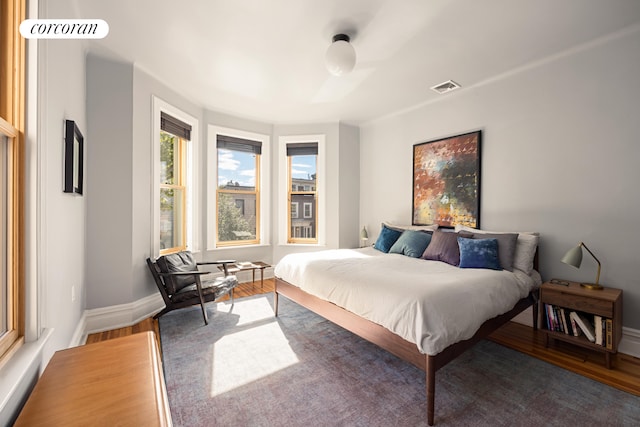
(0, 0), (26, 364)
(278, 135), (326, 246)
(207, 125), (270, 250)
(0, 118), (22, 361)
(303, 202), (313, 219)
(152, 97), (199, 258)
(158, 131), (188, 255)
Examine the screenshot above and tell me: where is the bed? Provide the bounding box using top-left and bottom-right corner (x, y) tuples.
(273, 225), (541, 425)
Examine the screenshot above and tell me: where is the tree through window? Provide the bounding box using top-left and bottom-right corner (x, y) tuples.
(216, 135), (261, 246)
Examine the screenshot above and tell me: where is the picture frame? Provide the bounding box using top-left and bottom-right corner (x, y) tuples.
(412, 130), (481, 228)
(64, 119), (84, 195)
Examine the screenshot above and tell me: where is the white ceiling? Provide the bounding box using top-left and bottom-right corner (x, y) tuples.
(75, 0), (640, 125)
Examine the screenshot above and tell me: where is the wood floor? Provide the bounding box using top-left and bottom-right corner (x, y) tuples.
(86, 278), (640, 397)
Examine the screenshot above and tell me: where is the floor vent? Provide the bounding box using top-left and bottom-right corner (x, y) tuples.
(431, 80), (461, 94)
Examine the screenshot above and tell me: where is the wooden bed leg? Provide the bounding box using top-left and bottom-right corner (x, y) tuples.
(426, 355), (435, 426)
(532, 300), (539, 331)
(274, 291), (279, 317)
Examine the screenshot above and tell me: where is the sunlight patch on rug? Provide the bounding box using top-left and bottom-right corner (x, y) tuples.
(209, 299), (299, 396)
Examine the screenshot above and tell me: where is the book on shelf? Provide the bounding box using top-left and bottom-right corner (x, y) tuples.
(570, 315), (581, 337)
(546, 304), (559, 332)
(594, 315), (603, 346)
(561, 308), (575, 336)
(543, 303), (613, 347)
(606, 318), (613, 350)
(570, 311), (596, 343)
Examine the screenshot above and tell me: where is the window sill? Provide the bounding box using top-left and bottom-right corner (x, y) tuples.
(209, 243), (272, 252)
(0, 328), (53, 424)
(278, 243), (327, 248)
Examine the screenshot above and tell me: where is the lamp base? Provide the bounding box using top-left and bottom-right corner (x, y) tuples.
(580, 282), (604, 290)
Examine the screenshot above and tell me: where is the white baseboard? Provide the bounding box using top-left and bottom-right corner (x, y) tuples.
(80, 269), (276, 341)
(83, 293), (165, 338)
(69, 311), (87, 347)
(512, 307), (640, 358)
(619, 327), (640, 357)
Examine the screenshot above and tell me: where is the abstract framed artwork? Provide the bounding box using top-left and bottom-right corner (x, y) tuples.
(64, 119), (84, 195)
(412, 130), (481, 228)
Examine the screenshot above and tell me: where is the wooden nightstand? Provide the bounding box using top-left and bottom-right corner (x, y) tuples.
(539, 280), (622, 369)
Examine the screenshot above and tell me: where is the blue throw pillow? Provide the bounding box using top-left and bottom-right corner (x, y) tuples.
(374, 224), (402, 253)
(458, 237), (502, 270)
(389, 230), (433, 258)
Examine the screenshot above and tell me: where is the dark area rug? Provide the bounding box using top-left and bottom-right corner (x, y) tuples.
(159, 294), (640, 426)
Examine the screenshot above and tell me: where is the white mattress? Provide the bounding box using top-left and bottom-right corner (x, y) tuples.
(274, 247), (541, 355)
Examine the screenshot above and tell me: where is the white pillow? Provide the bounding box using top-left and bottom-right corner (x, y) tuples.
(455, 225), (539, 275)
(383, 222), (439, 232)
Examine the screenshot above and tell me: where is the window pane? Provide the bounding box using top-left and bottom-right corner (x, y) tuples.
(290, 154), (316, 190)
(217, 148), (256, 191)
(160, 187), (184, 250)
(160, 131), (177, 185)
(216, 144), (259, 246)
(290, 194), (316, 239)
(218, 193), (256, 241)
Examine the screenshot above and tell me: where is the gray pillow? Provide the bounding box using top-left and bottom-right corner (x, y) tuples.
(472, 232), (518, 271)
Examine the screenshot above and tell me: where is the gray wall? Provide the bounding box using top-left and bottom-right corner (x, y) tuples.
(86, 54), (134, 308)
(338, 123), (361, 249)
(85, 54), (361, 310)
(272, 122), (360, 262)
(360, 26), (640, 328)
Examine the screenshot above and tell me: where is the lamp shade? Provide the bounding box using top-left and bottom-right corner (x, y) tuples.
(325, 34), (356, 76)
(360, 226), (368, 240)
(560, 242), (603, 289)
(561, 244), (583, 268)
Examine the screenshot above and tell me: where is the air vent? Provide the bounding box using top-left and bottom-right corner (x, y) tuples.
(430, 80), (461, 94)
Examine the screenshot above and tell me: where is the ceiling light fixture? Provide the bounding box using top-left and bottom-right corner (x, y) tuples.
(325, 34), (356, 76)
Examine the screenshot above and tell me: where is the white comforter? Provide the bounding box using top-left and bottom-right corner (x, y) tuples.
(274, 247), (541, 355)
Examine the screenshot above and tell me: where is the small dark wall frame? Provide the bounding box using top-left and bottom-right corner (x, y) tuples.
(412, 130), (481, 228)
(64, 120), (84, 195)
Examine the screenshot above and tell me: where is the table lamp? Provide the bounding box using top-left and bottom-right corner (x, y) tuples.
(360, 226), (368, 247)
(561, 242), (603, 290)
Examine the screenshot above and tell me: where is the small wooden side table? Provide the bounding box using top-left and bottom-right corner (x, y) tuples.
(539, 280), (622, 369)
(219, 261), (270, 289)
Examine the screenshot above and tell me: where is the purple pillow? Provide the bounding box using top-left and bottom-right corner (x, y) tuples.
(421, 230), (472, 266)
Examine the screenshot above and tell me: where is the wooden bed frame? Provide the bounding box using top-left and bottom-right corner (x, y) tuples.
(274, 276), (539, 425)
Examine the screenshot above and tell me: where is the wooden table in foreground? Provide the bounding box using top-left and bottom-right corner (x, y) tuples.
(219, 261), (270, 289)
(15, 331), (172, 426)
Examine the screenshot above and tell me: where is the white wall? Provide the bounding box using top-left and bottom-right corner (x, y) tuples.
(1, 0), (90, 423)
(360, 25), (640, 329)
(38, 0), (88, 362)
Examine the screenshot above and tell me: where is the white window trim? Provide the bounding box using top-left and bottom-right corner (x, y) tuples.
(207, 125), (270, 251)
(151, 96), (200, 257)
(303, 202), (312, 219)
(291, 202), (299, 218)
(279, 134), (326, 246)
